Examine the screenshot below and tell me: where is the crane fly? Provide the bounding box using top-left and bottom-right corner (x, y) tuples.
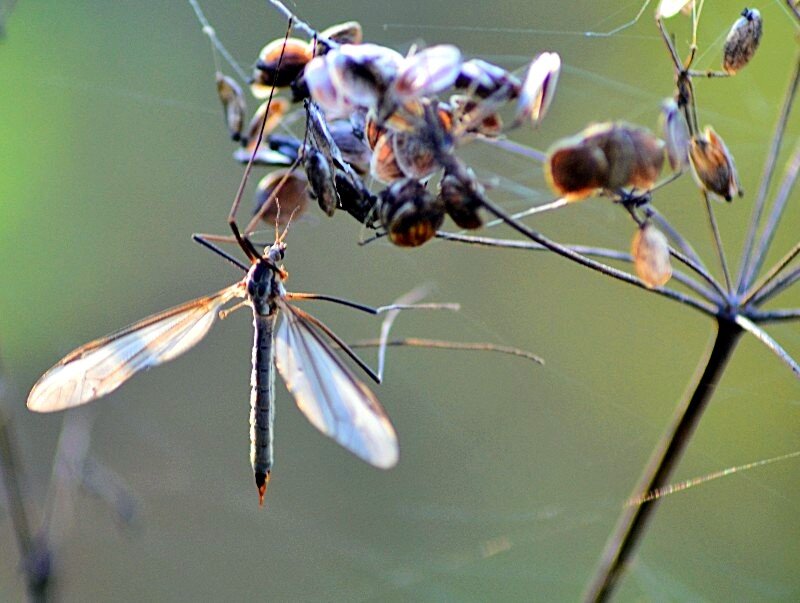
(26, 220), (437, 504)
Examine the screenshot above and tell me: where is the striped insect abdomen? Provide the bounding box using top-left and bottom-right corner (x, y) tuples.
(250, 312), (277, 505)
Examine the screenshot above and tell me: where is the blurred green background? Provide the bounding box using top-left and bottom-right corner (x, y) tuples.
(1, 1), (798, 600)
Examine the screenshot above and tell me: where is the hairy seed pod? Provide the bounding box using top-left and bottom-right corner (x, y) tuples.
(254, 170), (310, 225)
(252, 38), (313, 97)
(304, 148), (338, 216)
(545, 122), (665, 200)
(216, 73), (247, 142)
(315, 21), (363, 56)
(370, 133), (405, 183)
(379, 178), (444, 247)
(516, 52), (561, 127)
(438, 170), (484, 229)
(632, 223), (672, 288)
(689, 126), (742, 201)
(660, 98), (691, 171)
(722, 8), (762, 75)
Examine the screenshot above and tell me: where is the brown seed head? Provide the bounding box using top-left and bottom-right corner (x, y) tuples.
(632, 223), (673, 289)
(688, 126), (742, 201)
(252, 38), (313, 96)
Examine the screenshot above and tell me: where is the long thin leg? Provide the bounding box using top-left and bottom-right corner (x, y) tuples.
(192, 234), (249, 271)
(227, 17), (294, 256)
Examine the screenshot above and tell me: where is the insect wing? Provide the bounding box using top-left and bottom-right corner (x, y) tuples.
(27, 285), (243, 413)
(274, 302), (399, 469)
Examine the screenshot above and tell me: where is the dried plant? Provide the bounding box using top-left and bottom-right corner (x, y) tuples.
(190, 0), (799, 599)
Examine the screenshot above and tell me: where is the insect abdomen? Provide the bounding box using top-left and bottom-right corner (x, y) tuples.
(250, 313), (276, 505)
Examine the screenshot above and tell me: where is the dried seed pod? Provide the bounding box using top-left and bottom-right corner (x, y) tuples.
(722, 8), (762, 75)
(370, 133), (405, 183)
(316, 21), (363, 55)
(216, 73), (247, 142)
(392, 45), (463, 101)
(392, 131), (439, 180)
(438, 169), (484, 229)
(304, 148), (338, 216)
(242, 98), (289, 146)
(632, 223), (672, 288)
(515, 52), (561, 127)
(625, 126), (666, 190)
(379, 178), (444, 247)
(689, 126), (742, 201)
(545, 133), (609, 200)
(545, 122), (665, 200)
(454, 59), (521, 100)
(450, 95), (503, 137)
(254, 170), (310, 225)
(252, 38), (313, 97)
(660, 98), (691, 171)
(332, 44), (404, 105)
(364, 111), (386, 150)
(656, 0), (693, 19)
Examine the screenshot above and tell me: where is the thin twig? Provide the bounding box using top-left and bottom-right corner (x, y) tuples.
(741, 242), (800, 307)
(348, 338), (545, 365)
(435, 232), (722, 307)
(583, 319), (742, 602)
(743, 139), (800, 291)
(188, 0), (249, 81)
(647, 207), (705, 270)
(702, 192), (732, 293)
(476, 136), (547, 163)
(749, 308), (800, 323)
(738, 55), (800, 292)
(267, 0), (334, 46)
(751, 265), (800, 306)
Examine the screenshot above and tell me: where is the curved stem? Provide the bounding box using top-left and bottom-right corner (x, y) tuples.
(582, 318), (742, 602)
(435, 231), (722, 306)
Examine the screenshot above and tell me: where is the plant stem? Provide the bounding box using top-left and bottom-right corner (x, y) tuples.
(582, 318), (742, 602)
(737, 53), (800, 293)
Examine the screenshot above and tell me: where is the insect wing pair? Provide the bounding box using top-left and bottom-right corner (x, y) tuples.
(27, 269), (399, 475)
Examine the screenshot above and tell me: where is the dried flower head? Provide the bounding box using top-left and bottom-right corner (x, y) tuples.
(689, 126), (743, 201)
(660, 98), (691, 171)
(515, 52), (561, 127)
(722, 8), (763, 74)
(656, 0), (694, 19)
(545, 122), (665, 200)
(216, 73), (247, 142)
(254, 170), (310, 225)
(252, 38), (312, 97)
(632, 223), (673, 288)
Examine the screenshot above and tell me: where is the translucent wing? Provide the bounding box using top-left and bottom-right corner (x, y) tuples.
(28, 285), (244, 413)
(274, 301), (399, 469)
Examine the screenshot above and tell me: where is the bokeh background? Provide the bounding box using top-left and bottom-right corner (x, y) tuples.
(1, 1), (798, 600)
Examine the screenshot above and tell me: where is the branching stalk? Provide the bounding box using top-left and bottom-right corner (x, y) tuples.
(583, 319), (742, 602)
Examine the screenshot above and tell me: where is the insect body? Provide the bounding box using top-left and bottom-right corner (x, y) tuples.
(28, 240), (399, 505)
